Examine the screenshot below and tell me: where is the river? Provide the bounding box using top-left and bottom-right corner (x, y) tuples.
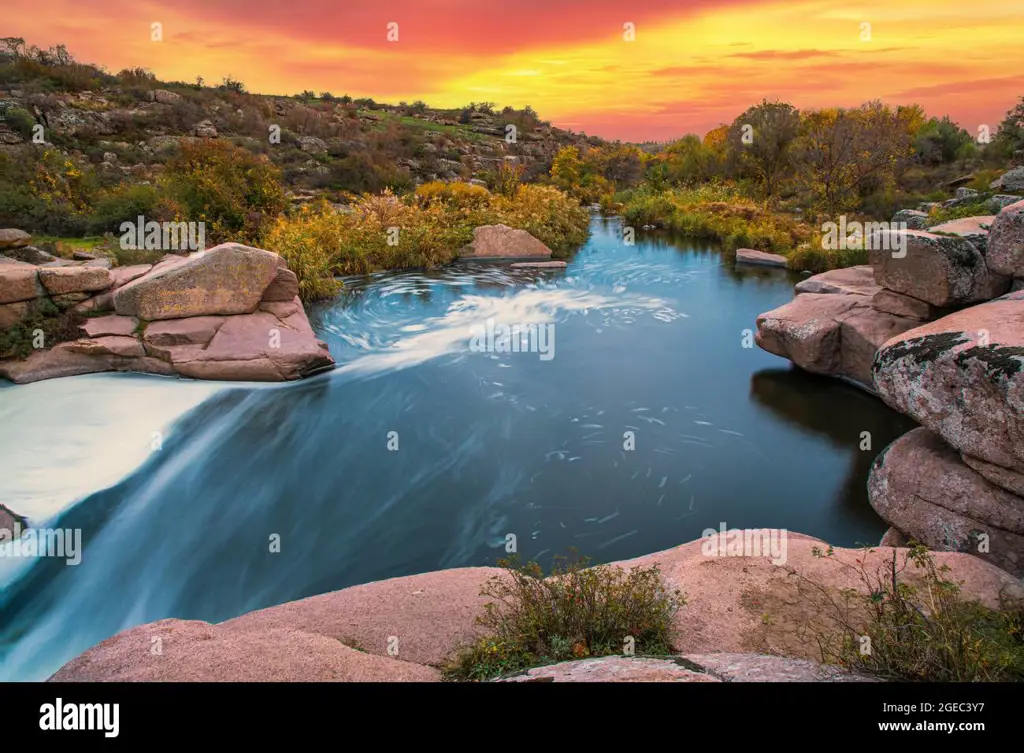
(0, 216), (916, 680)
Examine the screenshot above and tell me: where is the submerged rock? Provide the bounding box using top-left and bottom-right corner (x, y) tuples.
(735, 248), (788, 268)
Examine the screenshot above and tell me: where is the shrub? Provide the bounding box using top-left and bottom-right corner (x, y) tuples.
(161, 139), (286, 244)
(802, 545), (1024, 682)
(87, 183), (161, 234)
(413, 180), (491, 211)
(0, 298), (83, 360)
(492, 184), (590, 257)
(443, 551), (684, 681)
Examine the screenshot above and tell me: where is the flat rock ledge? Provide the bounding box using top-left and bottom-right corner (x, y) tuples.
(0, 242), (334, 384)
(50, 532), (1020, 682)
(495, 653), (875, 682)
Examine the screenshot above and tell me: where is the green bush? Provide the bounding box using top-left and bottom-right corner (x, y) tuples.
(0, 298), (83, 360)
(805, 545), (1024, 682)
(443, 551), (684, 681)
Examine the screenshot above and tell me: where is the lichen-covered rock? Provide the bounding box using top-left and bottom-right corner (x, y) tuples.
(991, 166), (1024, 192)
(868, 428), (1024, 576)
(872, 290), (1024, 472)
(114, 243), (280, 321)
(928, 215), (995, 254)
(868, 229), (1009, 306)
(987, 199), (1024, 278)
(891, 209), (928, 230)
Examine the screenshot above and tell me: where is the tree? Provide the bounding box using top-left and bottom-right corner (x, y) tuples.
(550, 146), (583, 190)
(793, 101), (917, 216)
(0, 37), (26, 60)
(913, 115), (974, 165)
(660, 134), (715, 185)
(990, 96), (1024, 164)
(727, 100), (800, 197)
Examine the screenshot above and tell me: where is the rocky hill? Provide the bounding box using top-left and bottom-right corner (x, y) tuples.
(0, 49), (602, 224)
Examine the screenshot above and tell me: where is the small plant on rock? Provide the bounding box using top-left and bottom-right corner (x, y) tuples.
(442, 550), (684, 681)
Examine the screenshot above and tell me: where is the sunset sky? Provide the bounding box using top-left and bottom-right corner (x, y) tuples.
(8, 0), (1024, 141)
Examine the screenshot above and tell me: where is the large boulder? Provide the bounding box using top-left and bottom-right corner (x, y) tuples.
(755, 293), (917, 387)
(459, 224), (553, 260)
(114, 244), (280, 321)
(986, 199), (1024, 278)
(148, 302), (334, 381)
(794, 266), (879, 296)
(872, 290), (1024, 472)
(0, 341), (174, 384)
(3, 245), (57, 265)
(991, 166), (1024, 192)
(868, 229), (1009, 306)
(869, 428), (1024, 576)
(962, 453), (1024, 497)
(0, 229), (31, 250)
(871, 289), (947, 321)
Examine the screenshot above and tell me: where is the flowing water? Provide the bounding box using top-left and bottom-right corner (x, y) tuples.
(0, 216), (916, 680)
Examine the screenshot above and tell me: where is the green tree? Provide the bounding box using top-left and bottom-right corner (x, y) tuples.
(727, 100), (801, 197)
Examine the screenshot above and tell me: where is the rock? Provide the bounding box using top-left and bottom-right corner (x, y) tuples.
(891, 209), (929, 230)
(991, 166), (1024, 192)
(459, 224), (552, 260)
(1014, 279), (1024, 292)
(955, 186), (980, 200)
(0, 301), (31, 329)
(0, 502), (25, 534)
(261, 267), (300, 302)
(879, 527), (906, 547)
(988, 195), (1023, 212)
(755, 293), (917, 387)
(114, 244), (280, 321)
(929, 215), (995, 254)
(49, 619), (440, 682)
(869, 428), (1024, 576)
(108, 264), (152, 289)
(794, 266), (879, 296)
(147, 89), (182, 104)
(496, 655), (721, 682)
(871, 289), (945, 321)
(679, 653), (875, 683)
(0, 229), (31, 250)
(868, 229), (1010, 306)
(73, 292), (114, 314)
(962, 454), (1024, 497)
(192, 119), (218, 138)
(872, 291), (1024, 472)
(64, 336), (147, 358)
(0, 264), (43, 304)
(48, 532), (1021, 680)
(3, 245), (56, 264)
(142, 316), (225, 360)
(0, 342), (174, 384)
(509, 261), (568, 269)
(170, 307), (334, 381)
(986, 199), (1024, 278)
(84, 258), (112, 269)
(297, 136), (328, 154)
(38, 266), (111, 296)
(80, 315), (138, 338)
(51, 292), (91, 306)
(735, 248), (788, 268)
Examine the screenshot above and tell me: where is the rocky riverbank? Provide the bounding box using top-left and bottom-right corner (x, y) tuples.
(0, 234), (334, 384)
(48, 531), (1022, 682)
(756, 199), (1024, 576)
